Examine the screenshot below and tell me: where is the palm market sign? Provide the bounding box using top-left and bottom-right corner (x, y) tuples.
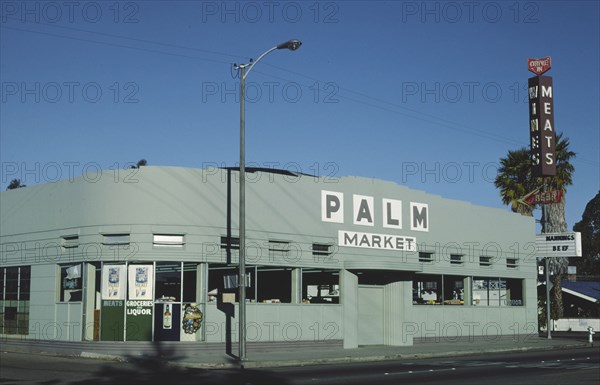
(528, 56), (556, 177)
(321, 190), (428, 252)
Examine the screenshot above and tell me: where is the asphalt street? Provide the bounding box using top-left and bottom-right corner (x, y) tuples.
(1, 346), (598, 385)
(270, 347), (600, 385)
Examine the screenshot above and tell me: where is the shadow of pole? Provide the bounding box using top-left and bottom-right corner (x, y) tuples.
(217, 291), (237, 360)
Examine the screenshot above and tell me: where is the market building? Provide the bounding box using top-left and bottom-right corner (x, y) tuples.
(0, 166), (538, 349)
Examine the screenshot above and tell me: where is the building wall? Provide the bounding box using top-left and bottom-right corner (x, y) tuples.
(0, 166), (537, 346)
(1, 166), (535, 271)
(203, 303), (343, 343)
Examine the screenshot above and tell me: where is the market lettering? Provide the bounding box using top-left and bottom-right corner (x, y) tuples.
(340, 230), (417, 252)
(354, 194), (374, 226)
(412, 203), (428, 231)
(322, 191), (428, 232)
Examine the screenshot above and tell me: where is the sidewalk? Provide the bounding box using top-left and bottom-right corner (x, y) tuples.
(175, 336), (594, 369)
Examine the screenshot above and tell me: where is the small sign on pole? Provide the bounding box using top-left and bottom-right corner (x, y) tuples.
(536, 232), (582, 257)
(524, 189), (563, 205)
(528, 56), (552, 76)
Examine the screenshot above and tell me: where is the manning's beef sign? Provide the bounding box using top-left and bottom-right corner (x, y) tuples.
(528, 57), (556, 177)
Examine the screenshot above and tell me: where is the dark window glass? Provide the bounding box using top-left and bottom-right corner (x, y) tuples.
(302, 269), (339, 304)
(60, 264), (82, 302)
(5, 268), (19, 300)
(413, 274), (442, 305)
(182, 263), (198, 303)
(155, 262), (181, 302)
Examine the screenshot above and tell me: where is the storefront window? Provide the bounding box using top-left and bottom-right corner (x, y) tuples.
(182, 262), (198, 303)
(20, 267), (30, 301)
(98, 262), (205, 342)
(208, 264), (255, 303)
(412, 275), (523, 308)
(155, 262), (181, 302)
(442, 275), (465, 305)
(502, 278), (524, 306)
(5, 267), (18, 300)
(207, 265), (295, 303)
(413, 274), (443, 304)
(0, 266), (31, 335)
(472, 277), (501, 306)
(59, 264), (82, 302)
(302, 269), (339, 304)
(256, 267), (291, 303)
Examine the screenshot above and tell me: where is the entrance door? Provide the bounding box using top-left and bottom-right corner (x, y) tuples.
(154, 303), (181, 341)
(358, 286), (384, 345)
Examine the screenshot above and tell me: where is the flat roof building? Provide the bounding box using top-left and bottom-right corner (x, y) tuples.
(0, 166), (537, 349)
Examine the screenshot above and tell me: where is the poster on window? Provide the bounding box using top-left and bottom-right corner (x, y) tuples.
(63, 264), (82, 290)
(128, 265), (153, 300)
(102, 265), (126, 300)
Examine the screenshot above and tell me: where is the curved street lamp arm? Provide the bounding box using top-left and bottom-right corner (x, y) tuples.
(239, 39), (301, 80)
(241, 46), (278, 80)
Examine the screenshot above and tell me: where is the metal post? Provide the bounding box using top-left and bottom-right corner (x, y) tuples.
(542, 181), (551, 339)
(545, 257), (551, 339)
(239, 65), (247, 361)
(235, 40), (301, 363)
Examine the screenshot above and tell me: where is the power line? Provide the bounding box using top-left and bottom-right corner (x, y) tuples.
(1, 19), (598, 167)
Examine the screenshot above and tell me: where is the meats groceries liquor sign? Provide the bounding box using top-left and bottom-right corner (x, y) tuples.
(321, 190), (429, 252)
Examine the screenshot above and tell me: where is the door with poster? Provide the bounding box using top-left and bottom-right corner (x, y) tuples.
(154, 262), (182, 341)
(154, 303), (181, 341)
(100, 264), (126, 341)
(126, 264), (154, 341)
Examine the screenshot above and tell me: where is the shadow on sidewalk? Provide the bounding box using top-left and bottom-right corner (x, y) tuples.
(38, 342), (289, 385)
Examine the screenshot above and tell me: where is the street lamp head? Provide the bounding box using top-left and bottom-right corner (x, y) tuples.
(277, 39), (302, 51)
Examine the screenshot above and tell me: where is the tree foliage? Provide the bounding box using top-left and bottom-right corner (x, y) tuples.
(572, 191), (600, 276)
(494, 133), (575, 218)
(495, 132), (575, 321)
(6, 179), (25, 190)
(131, 159), (148, 169)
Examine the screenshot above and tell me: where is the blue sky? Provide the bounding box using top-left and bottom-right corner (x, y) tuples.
(1, 0), (599, 230)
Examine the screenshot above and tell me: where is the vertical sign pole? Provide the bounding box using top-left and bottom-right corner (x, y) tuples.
(542, 179), (551, 339)
(545, 256), (552, 339)
(528, 58), (556, 339)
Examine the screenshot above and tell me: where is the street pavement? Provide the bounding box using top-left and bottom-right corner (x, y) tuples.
(1, 332), (595, 370)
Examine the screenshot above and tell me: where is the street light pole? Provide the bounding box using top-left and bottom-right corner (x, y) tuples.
(239, 63), (247, 361)
(236, 39), (301, 362)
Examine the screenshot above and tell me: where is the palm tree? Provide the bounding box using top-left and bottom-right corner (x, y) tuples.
(494, 148), (536, 216)
(541, 133), (575, 319)
(495, 132), (575, 320)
